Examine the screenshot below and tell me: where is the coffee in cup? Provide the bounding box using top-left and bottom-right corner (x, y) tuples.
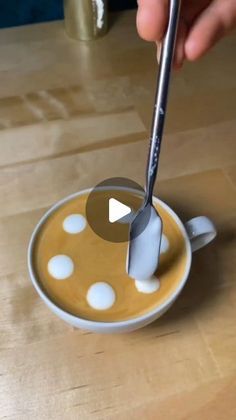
(32, 189), (188, 322)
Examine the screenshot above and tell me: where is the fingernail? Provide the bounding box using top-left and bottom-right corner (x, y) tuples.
(185, 39), (196, 59)
(176, 52), (184, 68)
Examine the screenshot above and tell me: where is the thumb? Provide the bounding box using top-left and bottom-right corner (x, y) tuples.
(137, 0), (169, 42)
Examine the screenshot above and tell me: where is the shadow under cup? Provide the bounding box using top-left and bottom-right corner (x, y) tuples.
(28, 189), (192, 333)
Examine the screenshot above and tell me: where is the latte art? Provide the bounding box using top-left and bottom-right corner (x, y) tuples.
(63, 214), (87, 234)
(135, 277), (160, 294)
(33, 190), (187, 322)
(87, 282), (116, 310)
(48, 255), (74, 280)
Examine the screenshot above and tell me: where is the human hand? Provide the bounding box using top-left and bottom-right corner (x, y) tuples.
(137, 0), (236, 68)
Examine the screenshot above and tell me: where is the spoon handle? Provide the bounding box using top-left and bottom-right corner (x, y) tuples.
(145, 0), (181, 203)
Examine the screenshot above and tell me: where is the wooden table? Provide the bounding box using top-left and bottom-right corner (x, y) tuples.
(0, 11), (236, 419)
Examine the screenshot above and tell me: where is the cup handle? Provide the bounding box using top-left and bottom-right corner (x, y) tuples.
(185, 216), (217, 252)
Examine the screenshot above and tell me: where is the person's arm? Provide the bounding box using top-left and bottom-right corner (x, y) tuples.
(136, 0), (236, 68)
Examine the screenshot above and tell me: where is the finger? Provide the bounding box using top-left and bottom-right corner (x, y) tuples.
(185, 0), (236, 61)
(137, 0), (169, 42)
(173, 18), (188, 69)
(156, 19), (187, 70)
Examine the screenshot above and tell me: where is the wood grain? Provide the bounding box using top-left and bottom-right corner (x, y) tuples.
(0, 11), (235, 420)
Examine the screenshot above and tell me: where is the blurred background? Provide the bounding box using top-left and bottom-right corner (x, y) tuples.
(0, 0), (137, 29)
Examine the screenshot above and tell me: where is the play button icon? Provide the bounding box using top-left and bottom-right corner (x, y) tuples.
(109, 198), (131, 223)
(86, 177), (151, 243)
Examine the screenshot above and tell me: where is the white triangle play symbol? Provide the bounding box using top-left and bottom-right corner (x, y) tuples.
(109, 198), (131, 223)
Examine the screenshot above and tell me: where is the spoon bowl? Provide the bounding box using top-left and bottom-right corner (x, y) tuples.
(127, 203), (163, 280)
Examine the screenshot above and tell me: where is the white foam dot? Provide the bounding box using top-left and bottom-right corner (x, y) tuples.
(160, 234), (169, 254)
(63, 214), (87, 234)
(135, 276), (160, 294)
(87, 282), (116, 310)
(48, 255), (74, 280)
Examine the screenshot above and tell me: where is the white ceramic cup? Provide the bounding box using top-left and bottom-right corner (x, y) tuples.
(28, 188), (216, 333)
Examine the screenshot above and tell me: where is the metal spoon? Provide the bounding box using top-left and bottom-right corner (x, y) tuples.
(127, 0), (181, 280)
